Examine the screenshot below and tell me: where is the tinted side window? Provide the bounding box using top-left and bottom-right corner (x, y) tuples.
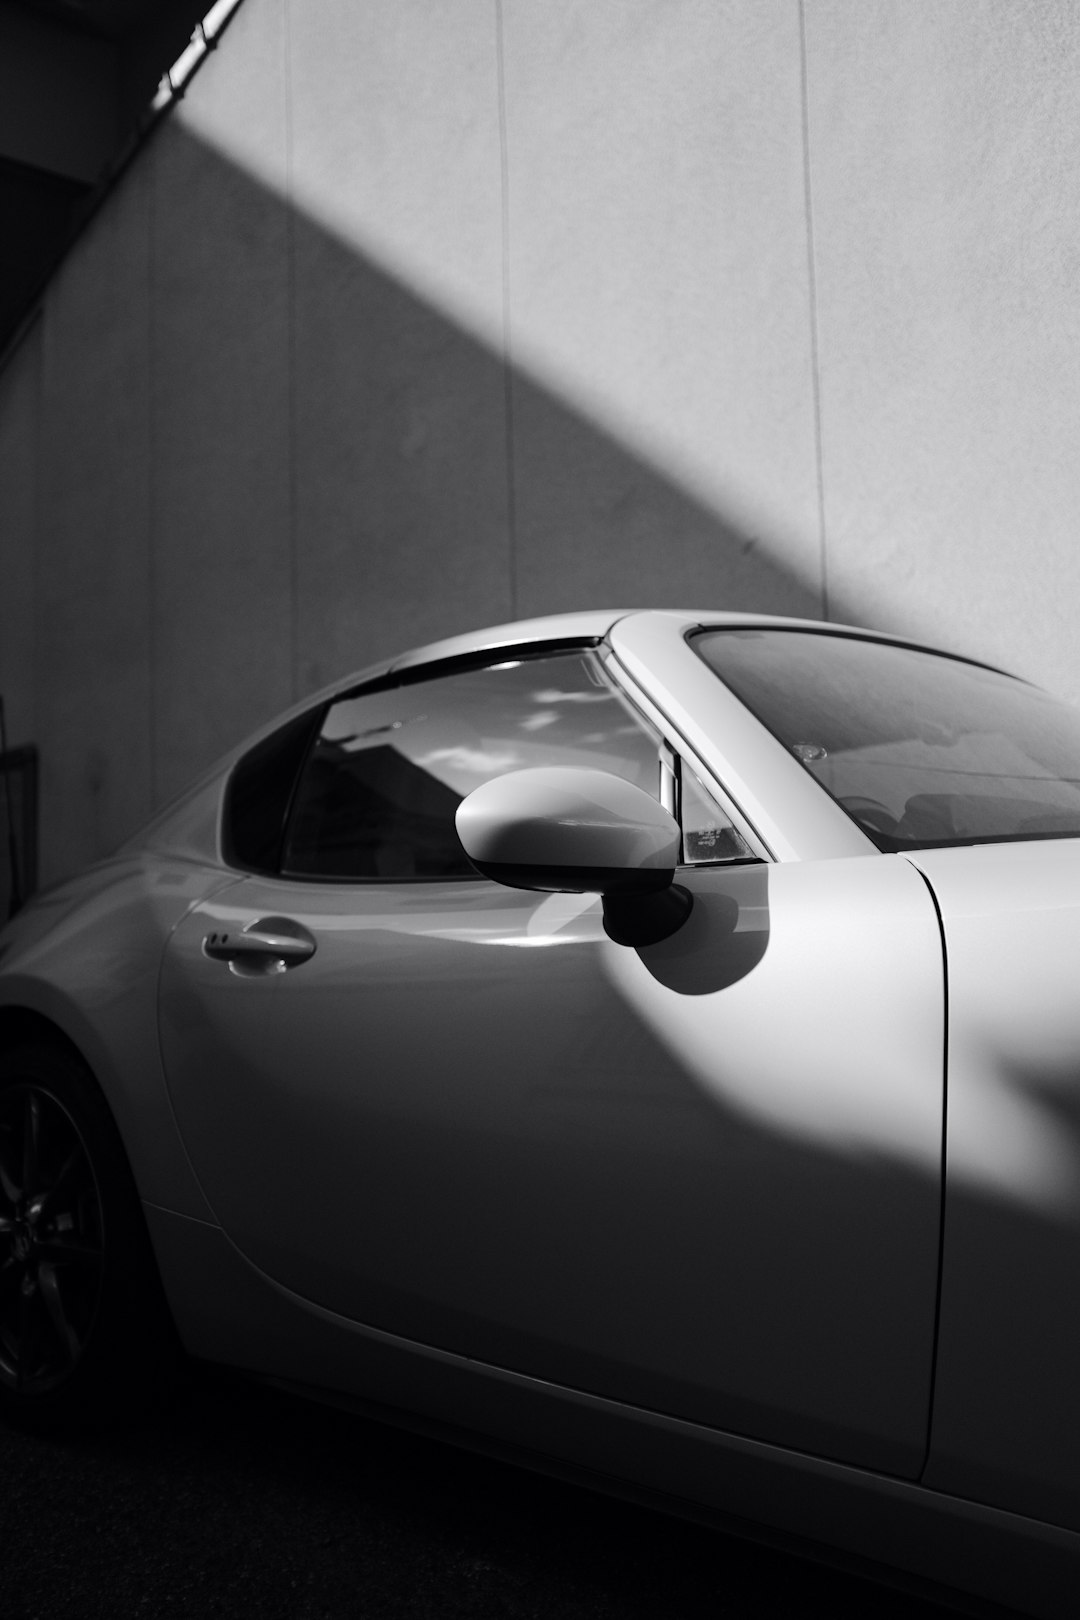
(282, 652), (661, 881)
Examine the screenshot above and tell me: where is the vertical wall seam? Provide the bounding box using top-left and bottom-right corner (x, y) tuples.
(284, 0), (298, 701)
(798, 0), (829, 621)
(147, 152), (158, 807)
(494, 0), (518, 619)
(28, 315), (43, 765)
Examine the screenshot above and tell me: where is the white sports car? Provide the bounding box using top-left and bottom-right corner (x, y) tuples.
(3, 607), (1080, 1617)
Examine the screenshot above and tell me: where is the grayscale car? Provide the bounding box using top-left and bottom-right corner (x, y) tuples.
(3, 607), (1080, 1618)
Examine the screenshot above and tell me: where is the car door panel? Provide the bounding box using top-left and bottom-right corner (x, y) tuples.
(158, 853), (943, 1477)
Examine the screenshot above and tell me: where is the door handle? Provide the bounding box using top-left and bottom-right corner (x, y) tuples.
(203, 916), (316, 975)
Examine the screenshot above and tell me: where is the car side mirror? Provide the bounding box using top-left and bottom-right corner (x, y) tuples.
(455, 766), (693, 947)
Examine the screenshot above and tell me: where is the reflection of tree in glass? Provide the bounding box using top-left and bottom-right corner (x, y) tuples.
(530, 688), (616, 705)
(413, 745), (523, 782)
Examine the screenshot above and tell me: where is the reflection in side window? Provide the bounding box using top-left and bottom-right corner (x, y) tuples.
(282, 653), (662, 881)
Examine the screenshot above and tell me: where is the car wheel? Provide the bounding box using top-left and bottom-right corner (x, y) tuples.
(0, 1040), (184, 1433)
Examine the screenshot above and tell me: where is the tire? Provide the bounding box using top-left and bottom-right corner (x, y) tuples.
(0, 1040), (185, 1433)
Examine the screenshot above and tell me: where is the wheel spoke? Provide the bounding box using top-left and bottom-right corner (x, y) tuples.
(0, 1127), (20, 1207)
(37, 1263), (81, 1366)
(0, 1316), (17, 1365)
(28, 1146), (83, 1222)
(22, 1091), (41, 1198)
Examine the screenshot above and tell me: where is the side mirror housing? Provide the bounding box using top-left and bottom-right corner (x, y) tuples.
(455, 767), (692, 946)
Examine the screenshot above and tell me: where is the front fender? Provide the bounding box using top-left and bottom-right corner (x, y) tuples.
(0, 853), (235, 1220)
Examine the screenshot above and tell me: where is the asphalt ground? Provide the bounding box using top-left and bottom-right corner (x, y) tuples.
(1, 1369), (984, 1620)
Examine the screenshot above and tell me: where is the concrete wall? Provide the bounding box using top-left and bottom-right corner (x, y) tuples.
(2, 0), (1080, 882)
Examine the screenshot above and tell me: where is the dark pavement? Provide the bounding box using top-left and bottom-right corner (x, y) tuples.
(1, 1370), (982, 1620)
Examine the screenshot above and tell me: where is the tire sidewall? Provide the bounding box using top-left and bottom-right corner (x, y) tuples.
(0, 1040), (181, 1434)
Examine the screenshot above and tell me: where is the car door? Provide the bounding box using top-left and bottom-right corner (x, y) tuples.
(158, 645), (945, 1477)
(911, 840), (1080, 1531)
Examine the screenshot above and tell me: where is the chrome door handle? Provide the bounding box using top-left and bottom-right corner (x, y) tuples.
(203, 916), (316, 975)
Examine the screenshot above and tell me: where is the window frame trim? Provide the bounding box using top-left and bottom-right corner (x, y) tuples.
(598, 646), (772, 864)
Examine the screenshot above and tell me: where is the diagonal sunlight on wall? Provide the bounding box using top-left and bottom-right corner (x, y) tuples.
(15, 109), (837, 885)
(143, 127), (831, 788)
(175, 0), (825, 603)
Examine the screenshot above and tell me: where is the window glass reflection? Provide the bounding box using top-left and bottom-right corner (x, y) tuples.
(694, 628), (1080, 851)
(283, 653), (661, 881)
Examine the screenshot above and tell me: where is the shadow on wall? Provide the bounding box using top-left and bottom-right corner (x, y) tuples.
(150, 124), (854, 712)
(36, 123), (864, 876)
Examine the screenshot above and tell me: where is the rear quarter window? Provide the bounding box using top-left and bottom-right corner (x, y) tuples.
(223, 708), (322, 874)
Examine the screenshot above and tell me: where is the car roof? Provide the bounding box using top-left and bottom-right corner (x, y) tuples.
(385, 606), (954, 675)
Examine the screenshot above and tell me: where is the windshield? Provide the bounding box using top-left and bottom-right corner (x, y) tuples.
(692, 628), (1080, 851)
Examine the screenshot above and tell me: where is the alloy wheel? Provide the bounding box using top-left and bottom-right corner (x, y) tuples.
(0, 1084), (105, 1393)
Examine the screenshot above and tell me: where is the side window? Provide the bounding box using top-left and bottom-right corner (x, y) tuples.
(281, 652), (663, 882)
